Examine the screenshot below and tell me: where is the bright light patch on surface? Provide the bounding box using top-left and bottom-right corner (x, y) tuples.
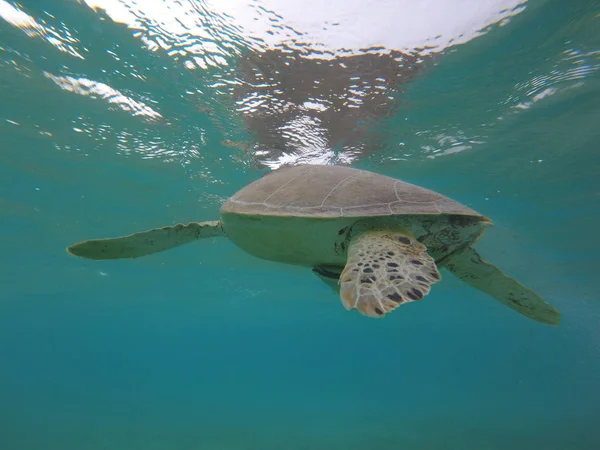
(502, 48), (599, 116)
(0, 0), (42, 36)
(43, 72), (162, 121)
(81, 0), (527, 57)
(207, 0), (528, 56)
(0, 0), (85, 59)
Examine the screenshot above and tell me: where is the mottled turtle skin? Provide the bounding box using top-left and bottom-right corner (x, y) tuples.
(220, 164), (490, 269)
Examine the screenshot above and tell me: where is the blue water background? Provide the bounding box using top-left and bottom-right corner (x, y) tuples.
(1, 1), (600, 449)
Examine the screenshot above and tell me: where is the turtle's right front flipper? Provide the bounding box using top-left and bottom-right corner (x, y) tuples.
(67, 221), (225, 260)
(442, 246), (560, 325)
(339, 230), (441, 318)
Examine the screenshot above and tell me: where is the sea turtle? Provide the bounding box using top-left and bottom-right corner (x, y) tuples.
(67, 164), (560, 325)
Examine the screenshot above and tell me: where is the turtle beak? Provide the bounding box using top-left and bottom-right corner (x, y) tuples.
(481, 216), (494, 226)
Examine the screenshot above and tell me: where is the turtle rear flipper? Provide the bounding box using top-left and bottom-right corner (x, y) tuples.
(442, 246), (560, 325)
(313, 265), (344, 293)
(67, 221), (225, 260)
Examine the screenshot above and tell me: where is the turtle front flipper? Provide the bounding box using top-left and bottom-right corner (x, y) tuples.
(339, 230), (441, 318)
(442, 246), (560, 325)
(67, 221), (225, 260)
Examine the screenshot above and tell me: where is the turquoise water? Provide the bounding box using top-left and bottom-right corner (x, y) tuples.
(1, 0), (600, 449)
